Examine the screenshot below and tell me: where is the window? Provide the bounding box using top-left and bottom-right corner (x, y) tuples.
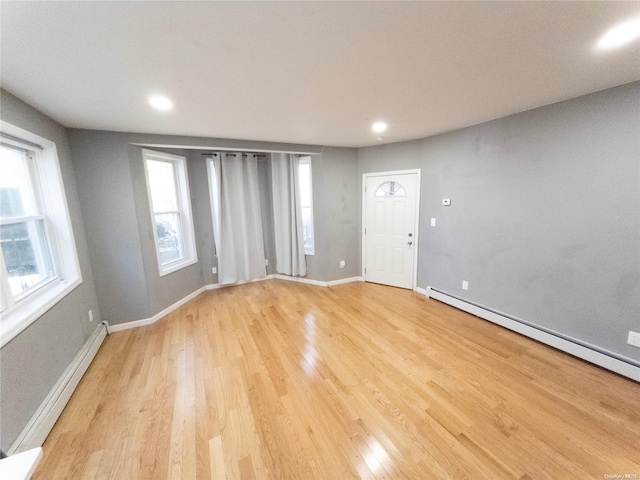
(298, 156), (314, 255)
(0, 123), (82, 347)
(142, 149), (197, 275)
(375, 181), (406, 197)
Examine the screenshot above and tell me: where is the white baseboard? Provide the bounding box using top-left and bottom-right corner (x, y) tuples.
(275, 273), (362, 287)
(108, 285), (208, 333)
(9, 323), (108, 454)
(273, 274), (328, 287)
(414, 286), (427, 296)
(426, 287), (640, 382)
(109, 275), (363, 332)
(327, 276), (363, 287)
(206, 275), (275, 291)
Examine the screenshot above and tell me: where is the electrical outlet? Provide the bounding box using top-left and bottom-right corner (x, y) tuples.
(430, 218), (436, 227)
(212, 267), (217, 274)
(628, 331), (640, 348)
(265, 259), (269, 266)
(339, 260), (346, 268)
(442, 199), (451, 206)
(462, 280), (469, 290)
(88, 309), (94, 322)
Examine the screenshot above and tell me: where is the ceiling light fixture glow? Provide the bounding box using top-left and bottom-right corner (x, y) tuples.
(149, 95), (173, 111)
(372, 122), (387, 133)
(596, 18), (640, 50)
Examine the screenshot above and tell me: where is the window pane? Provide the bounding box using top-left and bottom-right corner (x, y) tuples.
(375, 181), (406, 197)
(298, 162), (311, 207)
(0, 219), (54, 297)
(298, 158), (314, 254)
(301, 206), (314, 253)
(154, 212), (185, 265)
(0, 146), (37, 218)
(147, 160), (179, 212)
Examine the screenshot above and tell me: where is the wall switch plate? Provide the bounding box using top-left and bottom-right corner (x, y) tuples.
(442, 199), (451, 206)
(431, 218), (436, 227)
(462, 281), (469, 290)
(339, 260), (346, 268)
(88, 309), (94, 322)
(628, 331), (640, 348)
(265, 259), (269, 266)
(212, 267), (217, 274)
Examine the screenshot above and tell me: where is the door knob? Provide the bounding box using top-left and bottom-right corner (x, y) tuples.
(408, 233), (413, 237)
(407, 241), (413, 246)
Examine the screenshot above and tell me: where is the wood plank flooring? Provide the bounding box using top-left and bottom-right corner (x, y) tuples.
(33, 280), (640, 479)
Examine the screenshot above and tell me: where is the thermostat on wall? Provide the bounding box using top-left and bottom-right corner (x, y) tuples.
(442, 198), (451, 206)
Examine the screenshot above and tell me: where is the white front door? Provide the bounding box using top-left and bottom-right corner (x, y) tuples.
(364, 172), (419, 289)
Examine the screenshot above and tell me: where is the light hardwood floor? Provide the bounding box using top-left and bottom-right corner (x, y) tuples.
(34, 280), (639, 479)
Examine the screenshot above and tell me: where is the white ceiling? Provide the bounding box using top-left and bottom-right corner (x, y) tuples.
(1, 2), (639, 148)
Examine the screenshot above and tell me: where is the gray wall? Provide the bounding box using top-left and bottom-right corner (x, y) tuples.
(306, 147), (360, 282)
(357, 81), (640, 363)
(128, 145), (206, 315)
(69, 131), (151, 323)
(69, 132), (214, 325)
(0, 90), (102, 452)
(68, 131), (338, 325)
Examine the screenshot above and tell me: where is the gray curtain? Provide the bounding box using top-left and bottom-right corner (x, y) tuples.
(270, 153), (306, 276)
(209, 153), (267, 285)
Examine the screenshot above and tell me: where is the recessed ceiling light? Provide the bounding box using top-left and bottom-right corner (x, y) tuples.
(596, 18), (640, 50)
(372, 122), (387, 133)
(377, 137), (384, 141)
(149, 95), (173, 111)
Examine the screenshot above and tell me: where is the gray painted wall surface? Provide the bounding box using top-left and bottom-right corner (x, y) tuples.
(69, 131), (150, 324)
(0, 90), (101, 452)
(128, 145), (206, 316)
(68, 131), (333, 325)
(306, 147), (360, 282)
(357, 81), (640, 362)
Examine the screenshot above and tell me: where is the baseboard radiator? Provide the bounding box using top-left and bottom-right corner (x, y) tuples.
(9, 322), (109, 454)
(426, 287), (640, 382)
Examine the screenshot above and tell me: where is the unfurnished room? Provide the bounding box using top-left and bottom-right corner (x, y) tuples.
(0, 1), (639, 479)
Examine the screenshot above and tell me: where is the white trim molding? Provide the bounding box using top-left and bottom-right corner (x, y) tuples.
(414, 286), (428, 296)
(327, 276), (363, 287)
(108, 275), (363, 332)
(426, 287), (640, 382)
(108, 285), (208, 333)
(9, 323), (108, 454)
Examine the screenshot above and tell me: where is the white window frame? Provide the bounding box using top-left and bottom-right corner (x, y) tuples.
(0, 121), (82, 348)
(298, 156), (315, 255)
(142, 149), (197, 276)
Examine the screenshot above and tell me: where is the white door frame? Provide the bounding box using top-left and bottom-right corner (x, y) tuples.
(361, 169), (421, 291)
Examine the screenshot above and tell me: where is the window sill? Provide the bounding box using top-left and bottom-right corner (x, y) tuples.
(0, 278), (82, 348)
(158, 257), (198, 277)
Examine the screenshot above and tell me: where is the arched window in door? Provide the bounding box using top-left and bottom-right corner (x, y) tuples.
(375, 181), (406, 197)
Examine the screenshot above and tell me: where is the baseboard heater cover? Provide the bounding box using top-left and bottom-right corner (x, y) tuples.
(426, 287), (640, 382)
(9, 322), (109, 454)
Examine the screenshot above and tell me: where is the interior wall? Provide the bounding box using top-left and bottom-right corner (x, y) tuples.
(68, 131), (331, 325)
(128, 145), (207, 316)
(306, 147), (360, 282)
(357, 81), (640, 363)
(0, 90), (102, 452)
(69, 131), (151, 324)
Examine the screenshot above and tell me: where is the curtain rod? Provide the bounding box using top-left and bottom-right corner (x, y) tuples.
(201, 152), (268, 158)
